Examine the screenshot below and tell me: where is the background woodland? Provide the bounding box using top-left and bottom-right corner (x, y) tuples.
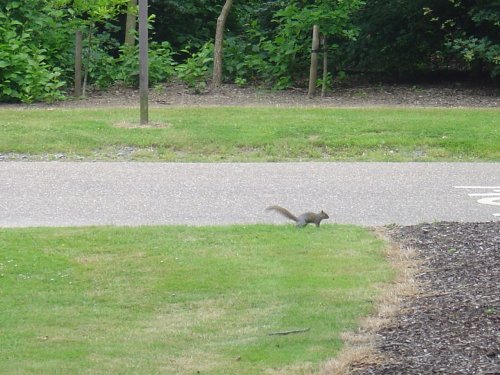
(0, 0), (498, 103)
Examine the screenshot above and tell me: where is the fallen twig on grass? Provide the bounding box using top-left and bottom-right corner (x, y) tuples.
(268, 328), (310, 336)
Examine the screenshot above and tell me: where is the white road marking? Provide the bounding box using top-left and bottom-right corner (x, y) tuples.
(454, 186), (500, 217)
(477, 197), (500, 206)
(468, 193), (500, 196)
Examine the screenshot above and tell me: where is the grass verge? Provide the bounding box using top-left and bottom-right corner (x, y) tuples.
(323, 229), (420, 374)
(0, 224), (393, 374)
(0, 106), (498, 161)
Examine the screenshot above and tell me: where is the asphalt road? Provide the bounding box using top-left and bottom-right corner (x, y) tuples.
(1, 162), (499, 228)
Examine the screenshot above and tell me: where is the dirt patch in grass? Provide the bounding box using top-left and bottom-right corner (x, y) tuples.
(112, 120), (171, 128)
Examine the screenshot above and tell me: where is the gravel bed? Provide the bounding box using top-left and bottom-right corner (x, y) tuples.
(355, 222), (500, 375)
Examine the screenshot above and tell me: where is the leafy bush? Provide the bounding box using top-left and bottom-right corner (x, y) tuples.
(223, 33), (267, 85)
(175, 42), (214, 91)
(222, 22), (300, 89)
(223, 1), (362, 89)
(445, 37), (500, 77)
(438, 1), (500, 77)
(89, 40), (176, 89)
(149, 41), (177, 84)
(0, 11), (66, 103)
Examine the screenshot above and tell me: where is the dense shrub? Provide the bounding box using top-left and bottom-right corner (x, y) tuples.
(175, 42), (214, 91)
(89, 41), (176, 89)
(0, 3), (71, 102)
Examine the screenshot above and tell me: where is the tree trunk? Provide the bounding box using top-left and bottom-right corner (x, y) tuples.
(212, 0), (233, 89)
(321, 35), (327, 97)
(124, 0), (137, 46)
(139, 0), (148, 124)
(74, 30), (83, 97)
(82, 23), (93, 98)
(308, 25), (320, 98)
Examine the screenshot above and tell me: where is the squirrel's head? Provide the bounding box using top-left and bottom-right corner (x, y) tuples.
(320, 210), (329, 219)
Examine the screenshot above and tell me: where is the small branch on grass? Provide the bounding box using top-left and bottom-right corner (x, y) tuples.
(268, 328), (310, 336)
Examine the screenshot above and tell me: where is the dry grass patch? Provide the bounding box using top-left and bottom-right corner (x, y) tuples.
(321, 228), (420, 374)
(112, 120), (171, 128)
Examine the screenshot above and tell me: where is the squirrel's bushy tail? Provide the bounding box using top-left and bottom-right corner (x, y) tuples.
(266, 205), (298, 222)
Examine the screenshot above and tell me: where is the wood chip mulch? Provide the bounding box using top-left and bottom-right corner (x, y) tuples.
(355, 221), (500, 375)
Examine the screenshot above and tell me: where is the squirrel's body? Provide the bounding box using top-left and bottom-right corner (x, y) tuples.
(266, 205), (329, 227)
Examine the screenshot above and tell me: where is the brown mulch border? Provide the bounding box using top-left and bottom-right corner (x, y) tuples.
(2, 82), (498, 108)
(351, 222), (500, 375)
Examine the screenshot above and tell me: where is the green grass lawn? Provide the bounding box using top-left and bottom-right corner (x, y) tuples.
(0, 106), (498, 161)
(0, 224), (392, 374)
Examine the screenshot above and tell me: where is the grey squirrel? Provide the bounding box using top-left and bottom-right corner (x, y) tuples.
(266, 205), (329, 227)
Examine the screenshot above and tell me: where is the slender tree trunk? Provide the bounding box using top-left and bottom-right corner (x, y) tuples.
(82, 23), (93, 98)
(124, 0), (137, 46)
(138, 0), (148, 124)
(74, 30), (83, 97)
(308, 25), (320, 98)
(212, 0), (233, 89)
(321, 35), (328, 97)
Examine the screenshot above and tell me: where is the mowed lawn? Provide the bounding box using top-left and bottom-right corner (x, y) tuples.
(0, 106), (498, 161)
(0, 225), (392, 374)
(1, 105), (493, 373)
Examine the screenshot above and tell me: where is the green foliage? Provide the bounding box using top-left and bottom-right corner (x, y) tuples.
(146, 41), (177, 85)
(445, 37), (500, 76)
(234, 76), (247, 87)
(274, 0), (364, 40)
(69, 0), (129, 22)
(90, 41), (176, 89)
(348, 0), (499, 78)
(0, 0), (130, 103)
(175, 42), (214, 91)
(435, 0), (500, 77)
(0, 2), (71, 103)
(1, 0), (498, 103)
(223, 33), (272, 85)
(316, 72), (333, 91)
(346, 0), (441, 78)
(222, 19), (306, 89)
(149, 0), (221, 49)
(222, 1), (363, 89)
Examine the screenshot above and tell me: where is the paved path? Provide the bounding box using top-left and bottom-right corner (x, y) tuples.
(1, 162), (499, 228)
